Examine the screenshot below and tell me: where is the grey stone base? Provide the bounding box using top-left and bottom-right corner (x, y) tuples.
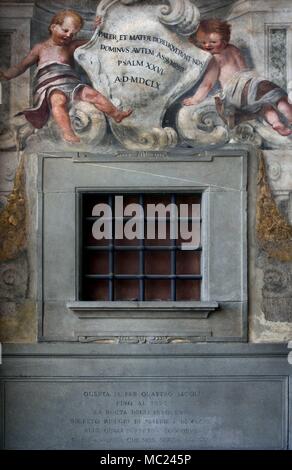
(0, 343), (291, 450)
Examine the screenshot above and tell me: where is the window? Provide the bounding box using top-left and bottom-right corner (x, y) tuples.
(41, 150), (246, 341)
(79, 192), (202, 302)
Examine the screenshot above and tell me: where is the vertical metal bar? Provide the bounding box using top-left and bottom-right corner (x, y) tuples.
(139, 194), (144, 301)
(171, 194), (176, 301)
(108, 194), (114, 301)
(79, 192), (84, 301)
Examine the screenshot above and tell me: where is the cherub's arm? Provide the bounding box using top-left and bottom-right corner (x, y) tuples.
(231, 45), (248, 69)
(70, 39), (89, 50)
(70, 16), (103, 51)
(0, 44), (40, 81)
(183, 57), (219, 106)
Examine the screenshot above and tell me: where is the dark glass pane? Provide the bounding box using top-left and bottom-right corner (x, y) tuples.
(85, 252), (109, 275)
(176, 193), (201, 206)
(115, 238), (141, 247)
(144, 194), (172, 207)
(115, 280), (139, 301)
(176, 195), (201, 220)
(176, 251), (201, 275)
(83, 279), (109, 301)
(81, 192), (202, 302)
(176, 280), (201, 301)
(118, 194), (140, 207)
(145, 251), (171, 275)
(145, 280), (171, 300)
(115, 251), (139, 274)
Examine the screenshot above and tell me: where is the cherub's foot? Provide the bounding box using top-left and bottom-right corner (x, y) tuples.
(272, 122), (292, 136)
(182, 97), (197, 106)
(111, 109), (133, 123)
(63, 132), (81, 143)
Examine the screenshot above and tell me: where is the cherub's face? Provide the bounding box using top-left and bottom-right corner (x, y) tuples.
(195, 31), (226, 54)
(50, 16), (80, 45)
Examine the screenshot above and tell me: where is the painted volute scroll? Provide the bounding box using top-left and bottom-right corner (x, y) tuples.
(1, 0), (292, 152)
(72, 0), (292, 151)
(74, 0), (211, 150)
(47, 0), (292, 150)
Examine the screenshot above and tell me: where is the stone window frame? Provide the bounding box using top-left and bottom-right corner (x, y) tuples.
(38, 148), (248, 341)
(68, 187), (218, 320)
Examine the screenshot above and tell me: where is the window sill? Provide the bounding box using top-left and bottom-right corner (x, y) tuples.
(67, 301), (219, 319)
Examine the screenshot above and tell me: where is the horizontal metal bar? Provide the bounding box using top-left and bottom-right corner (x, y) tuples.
(82, 191), (202, 196)
(85, 274), (202, 280)
(85, 245), (202, 252)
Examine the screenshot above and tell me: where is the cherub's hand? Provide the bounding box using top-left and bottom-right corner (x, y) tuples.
(94, 16), (103, 29)
(182, 97), (198, 106)
(0, 69), (8, 81)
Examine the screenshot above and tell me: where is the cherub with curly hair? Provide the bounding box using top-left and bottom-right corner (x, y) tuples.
(183, 19), (292, 136)
(0, 10), (132, 143)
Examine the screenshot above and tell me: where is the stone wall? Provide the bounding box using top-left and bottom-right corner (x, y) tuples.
(0, 0), (292, 343)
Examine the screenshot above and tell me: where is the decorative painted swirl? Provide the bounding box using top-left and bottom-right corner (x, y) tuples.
(231, 122), (262, 147)
(120, 0), (141, 4)
(177, 100), (229, 149)
(111, 123), (178, 150)
(69, 101), (107, 145)
(95, 0), (112, 16)
(96, 0), (200, 36)
(158, 0), (200, 36)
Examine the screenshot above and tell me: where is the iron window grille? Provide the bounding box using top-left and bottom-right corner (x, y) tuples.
(79, 192), (202, 302)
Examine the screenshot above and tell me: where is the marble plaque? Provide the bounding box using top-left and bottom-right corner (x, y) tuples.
(75, 0), (210, 150)
(3, 378), (287, 449)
